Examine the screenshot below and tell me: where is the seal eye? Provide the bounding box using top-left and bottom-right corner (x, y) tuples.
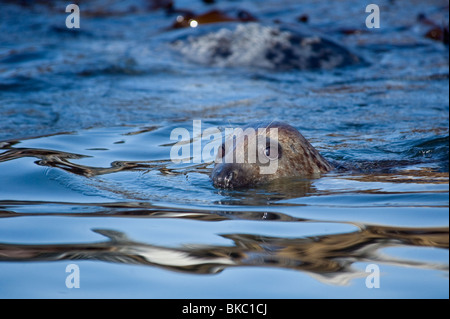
(264, 143), (281, 160)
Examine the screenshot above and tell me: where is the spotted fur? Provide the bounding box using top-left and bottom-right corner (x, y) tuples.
(211, 121), (332, 188)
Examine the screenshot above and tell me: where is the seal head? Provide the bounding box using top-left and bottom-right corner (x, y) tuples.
(211, 121), (332, 189)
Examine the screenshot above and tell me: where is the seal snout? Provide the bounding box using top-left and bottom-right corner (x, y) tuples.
(211, 164), (247, 189)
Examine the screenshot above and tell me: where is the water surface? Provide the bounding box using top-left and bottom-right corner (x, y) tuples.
(0, 0), (448, 298)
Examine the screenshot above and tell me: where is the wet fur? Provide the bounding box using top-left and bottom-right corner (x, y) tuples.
(211, 121), (332, 188)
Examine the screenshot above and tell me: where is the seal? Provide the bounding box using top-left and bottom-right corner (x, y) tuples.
(211, 121), (333, 188)
(172, 23), (363, 71)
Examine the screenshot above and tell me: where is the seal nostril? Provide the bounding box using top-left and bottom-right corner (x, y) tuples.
(224, 171), (234, 185)
(218, 167), (238, 188)
(212, 165), (237, 188)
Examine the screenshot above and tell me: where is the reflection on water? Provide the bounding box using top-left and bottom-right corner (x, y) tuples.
(0, 0), (448, 298)
(0, 218), (447, 286)
(0, 120), (448, 297)
(0, 146), (174, 177)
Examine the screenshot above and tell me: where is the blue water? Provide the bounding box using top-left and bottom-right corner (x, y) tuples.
(0, 0), (448, 298)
